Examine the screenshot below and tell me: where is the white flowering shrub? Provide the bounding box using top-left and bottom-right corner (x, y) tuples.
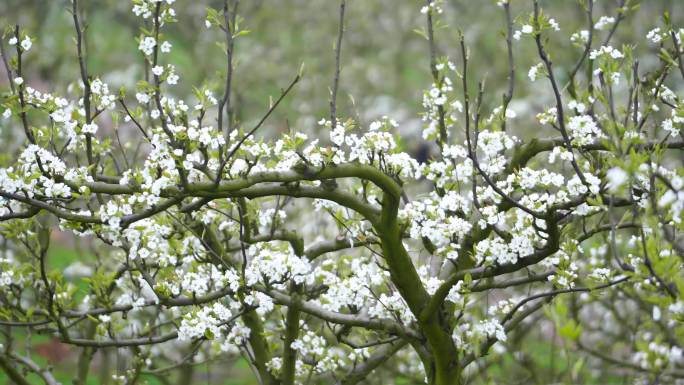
(0, 0), (684, 384)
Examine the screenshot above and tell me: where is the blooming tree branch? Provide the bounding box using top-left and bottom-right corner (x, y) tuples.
(0, 0), (683, 384)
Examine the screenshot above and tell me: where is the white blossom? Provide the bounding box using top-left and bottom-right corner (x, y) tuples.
(594, 16), (615, 30)
(20, 36), (32, 51)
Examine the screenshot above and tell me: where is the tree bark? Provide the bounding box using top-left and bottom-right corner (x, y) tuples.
(375, 191), (462, 385)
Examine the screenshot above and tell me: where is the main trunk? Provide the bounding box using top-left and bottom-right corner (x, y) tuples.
(420, 320), (462, 385)
(430, 357), (462, 385)
(375, 191), (463, 385)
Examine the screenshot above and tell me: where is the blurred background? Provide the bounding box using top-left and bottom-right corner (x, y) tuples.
(0, 0), (680, 141)
(1, 0), (683, 384)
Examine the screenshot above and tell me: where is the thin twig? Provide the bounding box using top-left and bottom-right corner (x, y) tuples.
(501, 1), (515, 131)
(330, 0), (346, 132)
(567, 0), (593, 98)
(216, 73), (301, 183)
(72, 0), (93, 166)
(219, 0), (238, 138)
(119, 98), (150, 141)
(0, 37), (15, 93)
(533, 1), (587, 185)
(426, 1), (447, 145)
(13, 25), (34, 144)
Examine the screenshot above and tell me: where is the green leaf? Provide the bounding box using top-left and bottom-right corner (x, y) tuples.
(413, 28), (428, 40)
(204, 328), (215, 340)
(559, 320), (582, 341)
